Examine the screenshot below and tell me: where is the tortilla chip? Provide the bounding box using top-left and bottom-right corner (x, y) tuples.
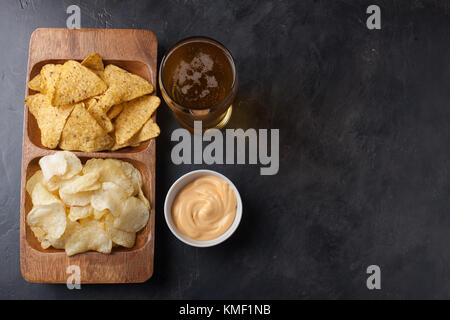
(107, 104), (123, 120)
(59, 103), (114, 152)
(25, 94), (75, 149)
(52, 60), (107, 106)
(89, 64), (153, 114)
(81, 53), (104, 72)
(41, 64), (62, 97)
(112, 118), (160, 150)
(28, 74), (43, 92)
(113, 95), (160, 145)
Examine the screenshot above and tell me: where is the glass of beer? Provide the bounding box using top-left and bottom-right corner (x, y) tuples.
(159, 36), (238, 132)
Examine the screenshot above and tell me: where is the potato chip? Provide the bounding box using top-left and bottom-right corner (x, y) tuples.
(64, 219), (112, 256)
(113, 197), (149, 233)
(25, 94), (75, 149)
(59, 172), (100, 194)
(112, 118), (160, 150)
(30, 226), (52, 249)
(52, 60), (107, 106)
(91, 182), (129, 216)
(93, 209), (108, 220)
(26, 170), (44, 196)
(104, 213), (136, 248)
(119, 161), (150, 209)
(59, 103), (114, 152)
(114, 95), (160, 145)
(27, 202), (66, 241)
(107, 104), (123, 120)
(40, 64), (62, 97)
(83, 159), (134, 196)
(39, 151), (82, 182)
(81, 53), (104, 72)
(28, 74), (43, 92)
(59, 189), (94, 207)
(31, 182), (60, 206)
(68, 206), (93, 222)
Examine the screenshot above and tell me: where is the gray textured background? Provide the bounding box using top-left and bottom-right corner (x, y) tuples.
(1, 0), (450, 299)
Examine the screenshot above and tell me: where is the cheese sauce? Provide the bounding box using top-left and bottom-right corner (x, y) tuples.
(172, 175), (237, 241)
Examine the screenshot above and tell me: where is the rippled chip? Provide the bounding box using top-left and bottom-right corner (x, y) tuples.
(27, 202), (67, 242)
(113, 197), (149, 233)
(112, 118), (160, 150)
(114, 95), (160, 145)
(28, 74), (43, 92)
(59, 103), (114, 152)
(104, 213), (136, 248)
(68, 206), (93, 222)
(52, 60), (107, 106)
(25, 94), (75, 149)
(64, 219), (112, 256)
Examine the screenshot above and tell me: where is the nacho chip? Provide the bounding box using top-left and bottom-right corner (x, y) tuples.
(25, 94), (75, 149)
(81, 53), (104, 72)
(28, 74), (43, 92)
(107, 104), (123, 120)
(52, 60), (107, 106)
(40, 64), (62, 97)
(87, 64), (153, 125)
(59, 103), (114, 152)
(113, 95), (160, 145)
(112, 118), (160, 150)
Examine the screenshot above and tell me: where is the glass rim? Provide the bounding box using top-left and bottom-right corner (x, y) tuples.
(158, 36), (238, 111)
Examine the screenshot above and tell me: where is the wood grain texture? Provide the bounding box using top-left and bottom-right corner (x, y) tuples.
(20, 28), (158, 283)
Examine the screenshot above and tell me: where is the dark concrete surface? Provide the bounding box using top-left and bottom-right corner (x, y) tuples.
(1, 0), (450, 299)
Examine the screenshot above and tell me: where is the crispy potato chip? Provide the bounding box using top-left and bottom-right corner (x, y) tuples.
(31, 182), (60, 206)
(26, 170), (44, 196)
(39, 151), (82, 182)
(59, 172), (100, 194)
(112, 118), (160, 150)
(41, 64), (62, 97)
(113, 197), (149, 233)
(28, 74), (43, 92)
(104, 213), (136, 248)
(107, 104), (123, 120)
(83, 159), (134, 196)
(59, 189), (94, 207)
(27, 202), (66, 241)
(68, 206), (93, 222)
(59, 103), (114, 152)
(64, 219), (112, 256)
(91, 182), (129, 216)
(52, 60), (107, 106)
(30, 226), (52, 249)
(25, 94), (75, 149)
(81, 53), (104, 72)
(119, 161), (150, 209)
(114, 95), (160, 145)
(93, 209), (108, 220)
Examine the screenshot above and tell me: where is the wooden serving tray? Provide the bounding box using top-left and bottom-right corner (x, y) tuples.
(20, 28), (158, 283)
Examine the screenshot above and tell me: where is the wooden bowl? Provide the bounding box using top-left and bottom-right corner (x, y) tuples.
(20, 28), (158, 283)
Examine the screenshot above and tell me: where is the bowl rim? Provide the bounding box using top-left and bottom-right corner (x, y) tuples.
(164, 169), (242, 247)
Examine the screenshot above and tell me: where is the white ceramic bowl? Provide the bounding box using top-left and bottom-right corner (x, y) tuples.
(164, 169), (242, 247)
